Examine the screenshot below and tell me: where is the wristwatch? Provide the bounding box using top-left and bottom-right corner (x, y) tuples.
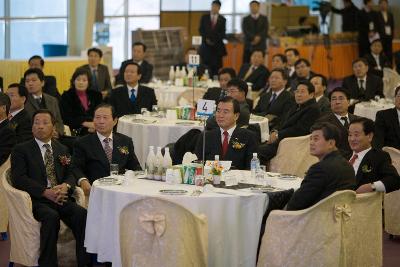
(370, 183), (376, 191)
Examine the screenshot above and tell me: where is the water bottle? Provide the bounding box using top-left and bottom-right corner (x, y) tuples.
(154, 147), (163, 181)
(250, 153), (260, 180)
(162, 147), (173, 181)
(203, 69), (210, 81)
(169, 66), (175, 81)
(145, 146), (155, 179)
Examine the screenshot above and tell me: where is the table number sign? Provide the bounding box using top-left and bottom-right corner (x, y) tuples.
(188, 54), (200, 66)
(192, 36), (202, 46)
(196, 99), (215, 117)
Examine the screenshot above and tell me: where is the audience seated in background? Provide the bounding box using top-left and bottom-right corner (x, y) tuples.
(258, 80), (320, 163)
(60, 68), (103, 136)
(109, 62), (157, 117)
(195, 96), (257, 170)
(10, 109), (90, 267)
(349, 117), (400, 194)
(72, 104), (141, 196)
(202, 67), (236, 102)
(271, 54), (287, 70)
(317, 87), (359, 159)
(364, 39), (390, 78)
(289, 58), (315, 91)
(24, 68), (64, 137)
(284, 48), (300, 80)
(6, 83), (32, 142)
(175, 47), (209, 79)
(374, 86), (400, 150)
(0, 92), (16, 165)
(286, 122), (356, 210)
(115, 42), (153, 86)
(238, 49), (270, 92)
(20, 55), (60, 100)
(310, 74), (330, 114)
(79, 47), (112, 99)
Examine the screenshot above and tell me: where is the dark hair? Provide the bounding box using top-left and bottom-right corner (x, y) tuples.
(250, 0), (260, 5)
(124, 62), (142, 75)
(28, 55), (44, 67)
(350, 117), (375, 135)
(352, 57), (369, 66)
(370, 39), (382, 46)
(32, 109), (56, 125)
(87, 47), (103, 58)
(0, 92), (11, 115)
(24, 68), (45, 81)
(363, 0), (372, 4)
(294, 58), (311, 67)
(310, 122), (341, 146)
(7, 83), (28, 99)
(311, 74), (327, 87)
(94, 103), (117, 119)
(218, 96), (240, 114)
(251, 49), (265, 57)
(296, 80), (315, 94)
(70, 67), (92, 90)
(395, 85), (400, 97)
(212, 0), (222, 7)
(186, 47), (198, 53)
(132, 42), (147, 52)
(272, 53), (287, 64)
(299, 16), (307, 25)
(218, 67), (236, 79)
(270, 68), (289, 81)
(329, 87), (350, 100)
(284, 48), (300, 57)
(227, 78), (248, 96)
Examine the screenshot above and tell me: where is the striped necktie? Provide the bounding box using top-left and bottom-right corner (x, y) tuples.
(43, 144), (58, 187)
(103, 138), (112, 163)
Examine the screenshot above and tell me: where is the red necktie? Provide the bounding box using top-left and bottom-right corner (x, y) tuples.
(222, 131), (229, 159)
(349, 154), (358, 166)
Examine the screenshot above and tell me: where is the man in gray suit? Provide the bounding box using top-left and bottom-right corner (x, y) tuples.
(24, 68), (64, 136)
(79, 47), (112, 99)
(310, 74), (330, 114)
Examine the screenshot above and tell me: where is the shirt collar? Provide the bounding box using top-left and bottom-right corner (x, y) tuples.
(220, 125), (236, 137)
(358, 75), (367, 81)
(10, 108), (24, 117)
(271, 87), (285, 97)
(32, 94), (43, 99)
(35, 138), (52, 150)
(97, 131), (113, 143)
(334, 112), (349, 122)
(352, 147), (372, 161)
(316, 95), (323, 102)
(127, 83), (139, 91)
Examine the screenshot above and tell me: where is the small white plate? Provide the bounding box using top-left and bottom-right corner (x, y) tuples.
(159, 189), (188, 195)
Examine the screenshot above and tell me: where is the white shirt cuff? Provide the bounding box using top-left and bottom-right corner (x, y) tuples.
(373, 181), (386, 192)
(78, 178), (88, 186)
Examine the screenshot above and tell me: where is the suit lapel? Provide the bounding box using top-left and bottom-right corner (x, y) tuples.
(355, 150), (371, 184)
(112, 134), (122, 165)
(31, 140), (47, 180)
(51, 141), (62, 183)
(91, 134), (110, 170)
(28, 95), (40, 110)
(391, 108), (400, 141)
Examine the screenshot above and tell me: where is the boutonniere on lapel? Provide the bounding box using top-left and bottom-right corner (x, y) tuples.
(59, 155), (71, 166)
(9, 122), (18, 130)
(118, 146), (129, 155)
(361, 164), (372, 173)
(231, 138), (245, 150)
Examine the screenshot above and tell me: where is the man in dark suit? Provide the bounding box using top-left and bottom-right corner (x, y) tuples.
(79, 47), (112, 99)
(253, 68), (295, 128)
(199, 0), (227, 77)
(20, 55), (60, 100)
(374, 86), (400, 150)
(238, 49), (270, 92)
(357, 0), (378, 57)
(6, 83), (32, 142)
(364, 39), (391, 77)
(0, 76), (3, 91)
(109, 62), (157, 117)
(342, 58), (384, 103)
(175, 47), (209, 79)
(317, 87), (359, 159)
(72, 104), (141, 195)
(195, 96), (257, 170)
(286, 122), (356, 210)
(348, 117), (400, 193)
(284, 48), (300, 80)
(331, 0), (360, 32)
(115, 42), (153, 86)
(203, 67), (236, 102)
(310, 74), (330, 114)
(258, 80), (321, 162)
(241, 0), (268, 64)
(376, 0), (394, 63)
(289, 58), (315, 91)
(0, 93), (16, 165)
(11, 109), (90, 267)
(23, 68), (64, 136)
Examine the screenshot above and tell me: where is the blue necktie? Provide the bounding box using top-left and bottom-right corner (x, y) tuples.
(92, 69), (98, 91)
(130, 89), (136, 103)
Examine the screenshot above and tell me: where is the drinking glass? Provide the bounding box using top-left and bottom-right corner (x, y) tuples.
(110, 164), (119, 177)
(152, 105), (159, 113)
(256, 165), (266, 185)
(141, 108), (148, 115)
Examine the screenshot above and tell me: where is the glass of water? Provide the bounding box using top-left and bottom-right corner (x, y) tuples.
(256, 165), (266, 185)
(152, 105), (159, 113)
(110, 164), (119, 177)
(141, 108), (148, 116)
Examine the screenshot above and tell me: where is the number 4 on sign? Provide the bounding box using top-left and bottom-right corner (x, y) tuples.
(196, 99), (215, 116)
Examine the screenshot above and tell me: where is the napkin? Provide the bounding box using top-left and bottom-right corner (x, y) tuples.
(182, 152), (198, 164)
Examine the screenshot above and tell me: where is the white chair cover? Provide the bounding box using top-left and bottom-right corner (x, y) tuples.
(0, 157), (10, 233)
(383, 67), (400, 100)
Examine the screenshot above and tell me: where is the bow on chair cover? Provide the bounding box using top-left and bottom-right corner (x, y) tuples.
(139, 213), (166, 237)
(334, 204), (352, 222)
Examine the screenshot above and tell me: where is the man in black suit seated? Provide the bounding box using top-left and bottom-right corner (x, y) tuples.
(374, 86), (400, 150)
(0, 93), (16, 165)
(20, 55), (60, 100)
(109, 62), (157, 117)
(175, 47), (209, 79)
(258, 80), (320, 163)
(238, 49), (270, 92)
(195, 96), (257, 170)
(11, 109), (90, 267)
(289, 58), (315, 91)
(115, 42), (153, 86)
(348, 117), (400, 193)
(317, 87), (359, 159)
(253, 68), (295, 128)
(286, 122), (356, 210)
(6, 83), (32, 142)
(202, 67), (236, 102)
(310, 74), (330, 114)
(284, 48), (300, 80)
(72, 104), (141, 195)
(364, 39), (390, 78)
(342, 58), (384, 104)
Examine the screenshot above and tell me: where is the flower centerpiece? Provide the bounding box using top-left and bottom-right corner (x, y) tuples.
(210, 161), (223, 185)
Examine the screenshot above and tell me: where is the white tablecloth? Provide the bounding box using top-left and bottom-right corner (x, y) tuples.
(84, 171), (301, 267)
(117, 115), (269, 168)
(354, 101), (394, 121)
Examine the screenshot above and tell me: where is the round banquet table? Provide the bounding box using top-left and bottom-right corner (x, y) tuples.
(84, 170), (302, 267)
(117, 115), (269, 168)
(353, 101), (394, 121)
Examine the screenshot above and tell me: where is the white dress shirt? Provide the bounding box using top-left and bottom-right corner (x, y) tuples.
(127, 84), (139, 99)
(334, 113), (349, 127)
(97, 131), (113, 151)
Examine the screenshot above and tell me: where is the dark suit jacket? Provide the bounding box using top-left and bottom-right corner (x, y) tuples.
(24, 93), (64, 135)
(317, 96), (331, 114)
(20, 75), (60, 101)
(72, 132), (141, 184)
(364, 53), (390, 77)
(203, 87), (225, 102)
(0, 76), (3, 91)
(374, 108), (400, 150)
(289, 72), (316, 92)
(109, 85), (157, 117)
(80, 64), (112, 92)
(11, 139), (76, 200)
(316, 112), (359, 159)
(194, 127), (258, 170)
(242, 14), (268, 52)
(199, 14), (227, 60)
(115, 59), (153, 86)
(238, 64), (270, 91)
(331, 3), (359, 32)
(60, 88), (103, 135)
(0, 120), (16, 166)
(9, 109), (32, 143)
(286, 150), (356, 210)
(355, 148), (400, 193)
(342, 74), (384, 101)
(375, 11), (394, 40)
